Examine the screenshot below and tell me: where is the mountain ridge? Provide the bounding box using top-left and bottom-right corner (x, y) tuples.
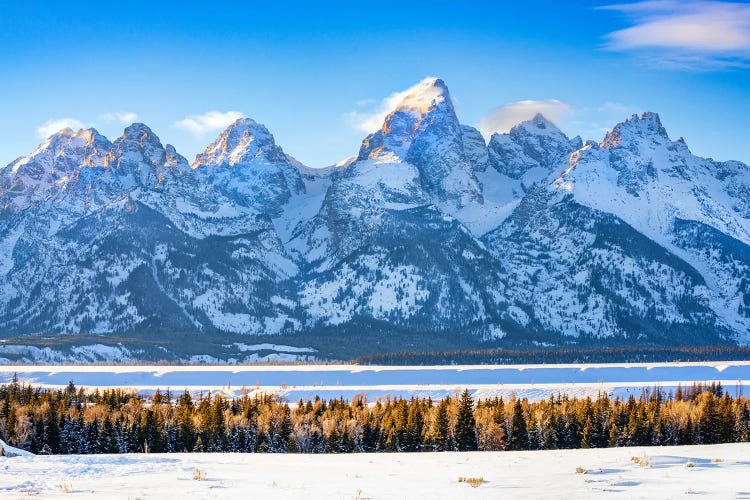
(1, 78), (748, 360)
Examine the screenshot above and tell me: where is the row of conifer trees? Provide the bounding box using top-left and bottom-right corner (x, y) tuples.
(354, 345), (750, 365)
(0, 378), (747, 454)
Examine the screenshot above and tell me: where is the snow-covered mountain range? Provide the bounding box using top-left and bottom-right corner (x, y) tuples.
(1, 77), (749, 357)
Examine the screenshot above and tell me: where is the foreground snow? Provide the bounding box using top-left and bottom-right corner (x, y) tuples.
(1, 361), (749, 402)
(0, 439), (33, 458)
(1, 444), (749, 498)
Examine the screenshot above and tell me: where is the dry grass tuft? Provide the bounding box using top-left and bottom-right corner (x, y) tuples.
(630, 454), (650, 468)
(713, 458), (723, 463)
(192, 468), (207, 481)
(458, 476), (485, 488)
(575, 466), (588, 474)
(58, 482), (73, 493)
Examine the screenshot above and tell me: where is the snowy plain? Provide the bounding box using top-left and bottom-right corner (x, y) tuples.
(1, 443), (749, 498)
(1, 361), (749, 402)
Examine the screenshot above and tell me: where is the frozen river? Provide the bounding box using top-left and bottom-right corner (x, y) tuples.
(1, 361), (748, 401)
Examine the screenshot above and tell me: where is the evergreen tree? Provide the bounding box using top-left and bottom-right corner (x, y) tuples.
(406, 401), (424, 451)
(4, 405), (17, 444)
(42, 409), (60, 454)
(97, 415), (118, 454)
(431, 398), (451, 451)
(508, 399), (529, 450)
(273, 404), (293, 453)
(140, 409), (165, 453)
(699, 392), (720, 444)
(454, 390), (477, 451)
(581, 416), (594, 448)
(176, 391), (196, 451)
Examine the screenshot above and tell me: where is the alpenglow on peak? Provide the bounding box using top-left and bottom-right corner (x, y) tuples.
(391, 77), (452, 116)
(357, 77), (460, 161)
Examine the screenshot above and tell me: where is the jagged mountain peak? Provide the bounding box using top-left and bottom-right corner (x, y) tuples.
(514, 113), (563, 134)
(487, 113), (582, 180)
(559, 109), (750, 244)
(103, 123), (178, 189)
(391, 77), (452, 116)
(507, 113), (581, 147)
(0, 126), (115, 212)
(193, 117), (291, 168)
(601, 111), (669, 148)
(119, 122), (159, 141)
(352, 77), (484, 207)
(112, 123), (167, 163)
(220, 117), (274, 144)
(29, 126), (110, 156)
(72, 127), (110, 145)
(185, 117), (306, 215)
(50, 126), (75, 137)
(164, 144), (190, 171)
(358, 77), (459, 161)
(628, 111), (664, 129)
(42, 126), (108, 144)
(6, 126), (111, 177)
(112, 123), (166, 158)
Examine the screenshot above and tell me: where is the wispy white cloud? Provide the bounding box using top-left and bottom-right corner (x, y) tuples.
(344, 77), (447, 133)
(354, 98), (376, 107)
(601, 1), (750, 69)
(344, 86), (421, 134)
(477, 99), (644, 143)
(477, 99), (574, 139)
(36, 118), (85, 138)
(99, 111), (138, 124)
(173, 110), (244, 135)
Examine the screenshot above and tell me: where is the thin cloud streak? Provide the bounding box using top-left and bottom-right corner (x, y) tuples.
(99, 112), (139, 124)
(344, 77), (443, 133)
(601, 1), (750, 69)
(36, 118), (85, 138)
(173, 111), (244, 135)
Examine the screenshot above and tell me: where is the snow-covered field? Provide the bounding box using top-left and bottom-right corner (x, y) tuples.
(1, 444), (749, 498)
(2, 362), (749, 498)
(1, 361), (749, 402)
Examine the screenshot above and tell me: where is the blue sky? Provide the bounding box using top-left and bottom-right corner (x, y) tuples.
(1, 0), (749, 167)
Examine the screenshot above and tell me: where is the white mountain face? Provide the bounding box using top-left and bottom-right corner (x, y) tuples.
(1, 128), (112, 214)
(0, 121), (301, 337)
(192, 118), (306, 216)
(488, 113), (583, 180)
(551, 112), (750, 335)
(358, 78), (484, 209)
(453, 114), (583, 236)
(0, 79), (749, 358)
